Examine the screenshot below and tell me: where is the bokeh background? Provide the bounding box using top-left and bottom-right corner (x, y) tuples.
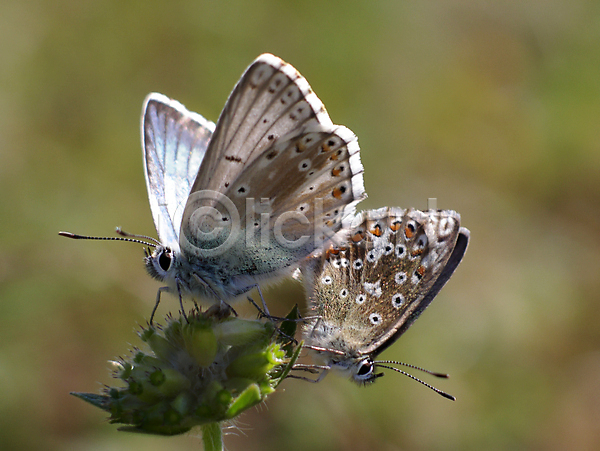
(1, 1), (599, 449)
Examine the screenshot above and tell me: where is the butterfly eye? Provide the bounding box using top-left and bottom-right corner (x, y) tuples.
(158, 249), (173, 271)
(356, 358), (374, 378)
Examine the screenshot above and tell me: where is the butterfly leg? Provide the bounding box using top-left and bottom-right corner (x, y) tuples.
(288, 364), (331, 383)
(192, 298), (200, 311)
(150, 286), (170, 325)
(246, 296), (269, 319)
(175, 279), (189, 323)
(246, 296), (321, 324)
(241, 284), (271, 317)
(245, 293), (284, 321)
(245, 296), (307, 346)
(254, 284), (270, 317)
(308, 316), (324, 339)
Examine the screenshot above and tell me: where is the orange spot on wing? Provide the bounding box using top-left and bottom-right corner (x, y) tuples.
(325, 246), (347, 261)
(370, 224), (383, 237)
(351, 231), (365, 243)
(329, 149), (343, 162)
(404, 226), (414, 238)
(390, 220), (401, 232)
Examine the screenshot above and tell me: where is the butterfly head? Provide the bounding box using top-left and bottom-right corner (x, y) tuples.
(145, 245), (177, 282)
(310, 348), (454, 398)
(308, 339), (384, 385)
(344, 355), (384, 385)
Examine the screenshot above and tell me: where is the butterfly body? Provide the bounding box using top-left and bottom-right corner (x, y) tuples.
(143, 54), (366, 304)
(301, 207), (469, 383)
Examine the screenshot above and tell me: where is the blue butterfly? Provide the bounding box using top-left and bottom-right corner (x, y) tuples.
(141, 54), (366, 312)
(299, 207), (468, 393)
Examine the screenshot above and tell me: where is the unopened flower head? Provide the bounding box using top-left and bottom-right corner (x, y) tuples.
(72, 306), (301, 436)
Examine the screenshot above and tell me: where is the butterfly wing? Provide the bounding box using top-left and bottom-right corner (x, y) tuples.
(179, 54), (365, 285)
(222, 124), (364, 251)
(302, 207), (468, 357)
(186, 54), (334, 196)
(143, 93), (215, 250)
(384, 225), (469, 353)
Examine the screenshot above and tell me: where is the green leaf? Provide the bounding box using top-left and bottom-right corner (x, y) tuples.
(279, 304), (300, 340)
(273, 339), (304, 387)
(224, 384), (262, 419)
(70, 392), (110, 411)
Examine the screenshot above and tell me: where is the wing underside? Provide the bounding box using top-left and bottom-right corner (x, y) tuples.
(143, 93), (215, 249)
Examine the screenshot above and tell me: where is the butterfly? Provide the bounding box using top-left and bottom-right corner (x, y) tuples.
(298, 206), (469, 389)
(141, 54), (366, 310)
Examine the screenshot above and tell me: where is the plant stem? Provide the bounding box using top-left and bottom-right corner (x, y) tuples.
(201, 422), (223, 451)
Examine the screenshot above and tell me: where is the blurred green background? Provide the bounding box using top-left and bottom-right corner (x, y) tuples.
(1, 1), (599, 449)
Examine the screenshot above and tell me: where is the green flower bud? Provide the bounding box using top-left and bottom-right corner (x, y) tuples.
(213, 318), (273, 346)
(170, 391), (192, 415)
(225, 351), (275, 380)
(72, 305), (301, 439)
(141, 328), (175, 361)
(160, 368), (192, 397)
(182, 322), (218, 367)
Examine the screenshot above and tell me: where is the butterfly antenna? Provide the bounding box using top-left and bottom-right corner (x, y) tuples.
(375, 360), (450, 378)
(58, 231), (157, 248)
(115, 227), (161, 246)
(376, 364), (455, 401)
